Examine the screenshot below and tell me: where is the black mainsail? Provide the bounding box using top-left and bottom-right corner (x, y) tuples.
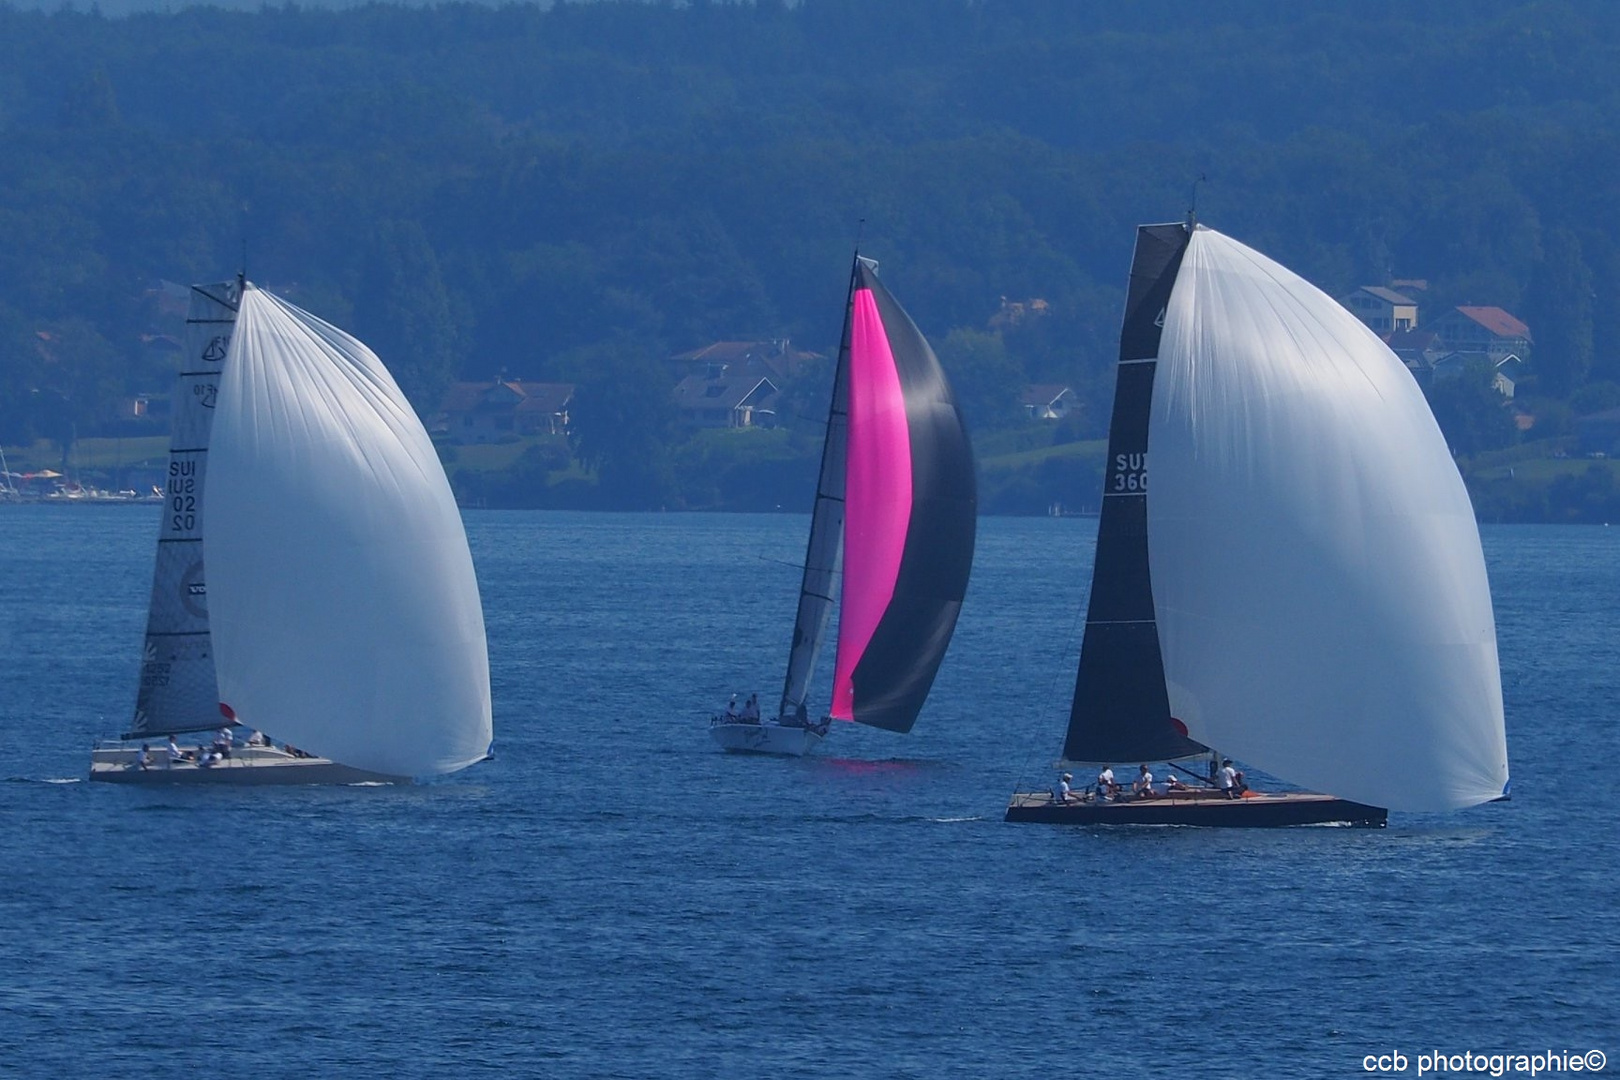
(1063, 223), (1206, 764)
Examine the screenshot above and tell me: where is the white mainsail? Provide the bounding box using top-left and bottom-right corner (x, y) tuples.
(1147, 226), (1509, 812)
(205, 286), (491, 777)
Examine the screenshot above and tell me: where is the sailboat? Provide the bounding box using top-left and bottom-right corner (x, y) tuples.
(710, 255), (976, 755)
(1006, 220), (1510, 825)
(90, 278), (491, 785)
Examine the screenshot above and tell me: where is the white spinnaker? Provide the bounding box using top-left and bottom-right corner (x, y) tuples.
(1147, 227), (1508, 812)
(207, 286), (491, 777)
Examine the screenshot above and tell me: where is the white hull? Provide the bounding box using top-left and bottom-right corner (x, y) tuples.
(89, 742), (408, 785)
(709, 719), (825, 757)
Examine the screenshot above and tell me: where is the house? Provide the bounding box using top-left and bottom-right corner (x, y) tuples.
(1426, 306), (1532, 363)
(1339, 286), (1420, 334)
(669, 340), (821, 383)
(1429, 350), (1521, 399)
(1020, 384), (1074, 421)
(672, 371), (779, 429)
(1384, 328), (1443, 384)
(435, 380), (574, 444)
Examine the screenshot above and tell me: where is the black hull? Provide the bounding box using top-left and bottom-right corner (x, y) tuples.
(1005, 791), (1387, 828)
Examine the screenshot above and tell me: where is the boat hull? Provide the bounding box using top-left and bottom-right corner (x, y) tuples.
(709, 720), (824, 757)
(1005, 790), (1386, 827)
(89, 743), (408, 786)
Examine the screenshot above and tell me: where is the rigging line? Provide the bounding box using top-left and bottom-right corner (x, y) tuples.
(1013, 529), (1095, 797)
(754, 553), (843, 577)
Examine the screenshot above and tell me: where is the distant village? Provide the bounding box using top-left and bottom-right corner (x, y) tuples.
(20, 273), (1620, 495)
(424, 283), (1567, 450)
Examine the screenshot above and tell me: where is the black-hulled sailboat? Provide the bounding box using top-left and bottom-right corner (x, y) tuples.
(711, 255), (976, 755)
(1006, 220), (1509, 825)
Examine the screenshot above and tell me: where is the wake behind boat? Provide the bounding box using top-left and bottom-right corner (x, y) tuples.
(90, 278), (492, 786)
(1007, 218), (1508, 826)
(711, 254), (976, 756)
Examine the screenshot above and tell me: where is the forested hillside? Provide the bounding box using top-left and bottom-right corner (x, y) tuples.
(5, 0), (1620, 515)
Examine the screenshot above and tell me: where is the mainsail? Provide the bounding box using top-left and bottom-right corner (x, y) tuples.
(777, 262), (856, 728)
(1147, 226), (1509, 812)
(829, 257), (976, 733)
(205, 286), (492, 777)
(1064, 225), (1206, 764)
(128, 280), (238, 739)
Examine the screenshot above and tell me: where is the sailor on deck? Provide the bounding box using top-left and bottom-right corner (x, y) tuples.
(1096, 766), (1117, 801)
(1218, 759), (1238, 799)
(166, 735), (186, 765)
(1054, 772), (1075, 804)
(742, 694), (760, 723)
(724, 695), (739, 721)
(1133, 764), (1154, 798)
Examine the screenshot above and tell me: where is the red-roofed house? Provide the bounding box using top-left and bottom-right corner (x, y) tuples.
(672, 372), (779, 429)
(435, 380), (574, 443)
(670, 339), (821, 383)
(1426, 306), (1532, 362)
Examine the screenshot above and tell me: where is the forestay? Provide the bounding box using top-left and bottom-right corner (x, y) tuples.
(205, 286), (491, 777)
(1147, 227), (1509, 812)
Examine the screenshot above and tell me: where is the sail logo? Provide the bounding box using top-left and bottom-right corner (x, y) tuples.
(1153, 307), (1166, 328)
(179, 563), (208, 619)
(193, 382), (217, 409)
(202, 336), (228, 363)
(1111, 452), (1147, 494)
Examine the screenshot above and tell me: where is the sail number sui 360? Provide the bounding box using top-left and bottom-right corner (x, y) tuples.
(1111, 452), (1147, 493)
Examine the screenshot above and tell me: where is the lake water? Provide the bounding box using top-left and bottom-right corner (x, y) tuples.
(0, 507), (1615, 1078)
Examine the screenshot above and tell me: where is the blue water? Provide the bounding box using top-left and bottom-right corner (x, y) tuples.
(0, 507), (1615, 1078)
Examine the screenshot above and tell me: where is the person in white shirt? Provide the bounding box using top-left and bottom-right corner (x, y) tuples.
(1054, 772), (1076, 804)
(724, 694), (739, 721)
(1096, 766), (1117, 800)
(742, 694), (760, 723)
(166, 735), (186, 764)
(1218, 759), (1238, 799)
(1133, 764), (1154, 798)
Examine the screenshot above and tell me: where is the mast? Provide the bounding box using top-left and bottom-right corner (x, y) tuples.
(776, 256), (858, 725)
(1062, 223), (1206, 764)
(127, 279), (240, 739)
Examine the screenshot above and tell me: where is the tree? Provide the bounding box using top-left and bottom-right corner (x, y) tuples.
(934, 327), (1026, 434)
(566, 340), (679, 509)
(1524, 226), (1594, 397)
(1423, 360), (1517, 456)
(354, 221), (460, 412)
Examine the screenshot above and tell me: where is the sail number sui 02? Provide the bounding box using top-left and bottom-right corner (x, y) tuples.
(168, 459), (199, 532)
(1111, 452), (1147, 494)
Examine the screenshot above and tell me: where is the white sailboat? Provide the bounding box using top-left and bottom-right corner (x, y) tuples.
(91, 279), (491, 785)
(1008, 220), (1509, 825)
